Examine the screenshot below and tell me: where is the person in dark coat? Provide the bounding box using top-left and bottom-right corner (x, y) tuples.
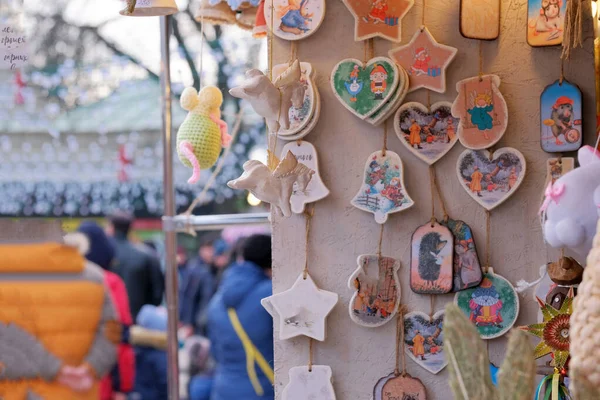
(107, 211), (164, 321)
(200, 234), (274, 400)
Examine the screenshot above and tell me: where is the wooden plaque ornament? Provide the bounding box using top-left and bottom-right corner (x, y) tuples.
(410, 221), (454, 294)
(394, 101), (458, 165)
(459, 0), (500, 40)
(351, 150), (414, 224)
(456, 148), (526, 211)
(330, 57), (399, 120)
(348, 254), (401, 328)
(282, 365), (336, 400)
(451, 74), (508, 150)
(281, 141), (330, 213)
(527, 0), (566, 47)
(263, 0), (326, 41)
(454, 269), (520, 340)
(341, 0), (414, 43)
(442, 218), (483, 292)
(373, 372), (427, 400)
(261, 271), (338, 341)
(388, 26), (458, 94)
(365, 65), (409, 126)
(403, 310), (447, 374)
(540, 79), (583, 153)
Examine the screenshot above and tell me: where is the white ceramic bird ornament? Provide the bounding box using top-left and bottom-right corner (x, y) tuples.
(229, 60), (306, 134)
(227, 151), (314, 217)
(542, 145), (600, 264)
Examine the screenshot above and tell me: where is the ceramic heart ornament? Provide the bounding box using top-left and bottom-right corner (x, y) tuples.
(404, 310), (447, 374)
(281, 140), (329, 213)
(282, 365), (336, 400)
(330, 57), (399, 120)
(451, 74), (508, 150)
(365, 66), (409, 126)
(351, 150), (414, 224)
(456, 148), (526, 211)
(395, 101), (458, 165)
(348, 254), (401, 328)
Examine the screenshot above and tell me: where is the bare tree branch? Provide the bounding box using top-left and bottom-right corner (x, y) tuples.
(171, 17), (200, 89)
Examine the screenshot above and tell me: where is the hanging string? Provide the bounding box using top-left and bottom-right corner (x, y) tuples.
(485, 210), (491, 272)
(377, 223), (385, 257)
(429, 295), (435, 322)
(429, 165), (436, 226)
(559, 59), (564, 85)
(478, 40), (484, 81)
(382, 120), (388, 156)
(561, 0), (583, 59)
(303, 204), (315, 279)
(395, 305), (409, 377)
(426, 90), (431, 108)
(421, 0), (426, 27)
(268, 0), (275, 81)
(308, 337), (314, 372)
(431, 167), (449, 221)
(369, 38), (375, 59)
(289, 41), (297, 65)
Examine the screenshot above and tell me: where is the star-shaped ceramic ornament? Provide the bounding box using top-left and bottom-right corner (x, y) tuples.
(389, 26), (457, 93)
(261, 272), (338, 341)
(341, 0), (414, 42)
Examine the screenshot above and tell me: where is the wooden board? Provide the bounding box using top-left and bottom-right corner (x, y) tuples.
(459, 0), (500, 40)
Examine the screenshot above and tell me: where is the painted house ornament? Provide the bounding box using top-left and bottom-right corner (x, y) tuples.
(456, 148), (526, 211)
(261, 272), (338, 341)
(394, 101), (458, 165)
(410, 221), (454, 294)
(454, 269), (520, 339)
(442, 218), (483, 292)
(282, 365), (336, 400)
(373, 373), (427, 400)
(540, 79), (582, 153)
(330, 57), (399, 120)
(281, 141), (329, 213)
(341, 0), (414, 42)
(351, 150), (414, 224)
(388, 26), (458, 93)
(263, 0), (326, 41)
(404, 310), (447, 374)
(451, 74), (508, 150)
(348, 254), (401, 328)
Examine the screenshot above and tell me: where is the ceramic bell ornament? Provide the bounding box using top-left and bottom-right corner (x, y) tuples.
(195, 0), (237, 25)
(120, 0), (178, 16)
(176, 86), (232, 184)
(229, 60), (306, 134)
(542, 145), (600, 264)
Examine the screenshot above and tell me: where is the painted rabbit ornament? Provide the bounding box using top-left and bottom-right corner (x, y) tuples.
(176, 86), (232, 184)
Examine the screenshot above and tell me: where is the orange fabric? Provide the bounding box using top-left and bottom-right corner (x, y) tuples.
(0, 243), (84, 273)
(0, 380), (100, 400)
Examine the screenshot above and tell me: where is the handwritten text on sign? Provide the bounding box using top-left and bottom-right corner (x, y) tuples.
(1, 24), (28, 70)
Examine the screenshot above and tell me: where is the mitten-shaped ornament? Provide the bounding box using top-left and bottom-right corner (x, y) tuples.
(177, 86), (232, 184)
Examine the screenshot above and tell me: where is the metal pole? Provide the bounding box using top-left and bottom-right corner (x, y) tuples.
(160, 15), (180, 400)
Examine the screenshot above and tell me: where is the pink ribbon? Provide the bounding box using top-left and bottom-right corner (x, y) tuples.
(539, 182), (565, 214)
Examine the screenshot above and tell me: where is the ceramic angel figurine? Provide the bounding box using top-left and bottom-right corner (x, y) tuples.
(229, 60), (306, 134)
(542, 145), (600, 264)
(227, 151), (314, 217)
(176, 86), (232, 184)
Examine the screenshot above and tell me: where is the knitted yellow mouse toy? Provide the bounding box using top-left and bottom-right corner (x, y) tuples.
(177, 86), (232, 184)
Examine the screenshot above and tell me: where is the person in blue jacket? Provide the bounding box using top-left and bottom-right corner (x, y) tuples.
(191, 234), (274, 400)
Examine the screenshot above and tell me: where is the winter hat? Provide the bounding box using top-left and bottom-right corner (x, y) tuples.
(137, 305), (168, 332)
(370, 64), (387, 76)
(241, 234), (272, 270)
(415, 47), (427, 57)
(213, 239), (229, 256)
(77, 221), (115, 270)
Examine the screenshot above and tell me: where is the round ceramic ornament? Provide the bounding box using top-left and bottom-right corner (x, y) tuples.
(279, 76), (322, 141)
(373, 372), (427, 400)
(454, 269), (520, 339)
(456, 147), (526, 211)
(263, 0), (326, 41)
(348, 254), (401, 328)
(403, 310), (447, 374)
(395, 101), (458, 165)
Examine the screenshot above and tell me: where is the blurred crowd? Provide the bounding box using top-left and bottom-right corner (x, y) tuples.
(0, 212), (274, 400)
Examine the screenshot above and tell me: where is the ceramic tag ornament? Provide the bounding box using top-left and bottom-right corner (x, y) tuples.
(544, 157), (575, 188)
(404, 310), (447, 374)
(542, 146), (600, 264)
(540, 79), (583, 153)
(454, 269), (520, 339)
(457, 148), (526, 211)
(442, 218), (483, 292)
(410, 221), (454, 294)
(348, 254), (401, 328)
(281, 141), (329, 213)
(341, 0), (414, 42)
(330, 57), (399, 120)
(527, 0), (566, 47)
(395, 101), (458, 165)
(459, 0), (500, 40)
(388, 26), (458, 93)
(261, 272), (338, 341)
(227, 150), (314, 217)
(273, 62), (318, 139)
(351, 150), (414, 224)
(282, 365), (336, 400)
(451, 75), (508, 150)
(373, 373), (427, 400)
(229, 60), (305, 134)
(264, 0), (326, 41)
